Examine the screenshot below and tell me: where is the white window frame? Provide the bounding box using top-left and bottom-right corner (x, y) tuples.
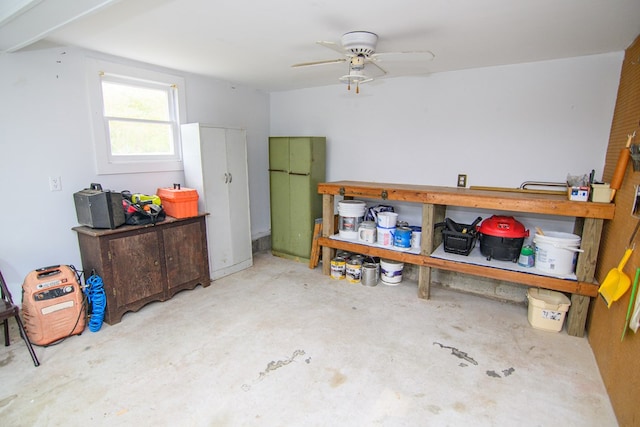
(86, 58), (186, 174)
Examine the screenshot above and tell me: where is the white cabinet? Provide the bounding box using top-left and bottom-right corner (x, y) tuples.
(181, 123), (253, 279)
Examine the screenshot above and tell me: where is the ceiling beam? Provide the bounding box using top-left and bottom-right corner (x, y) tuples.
(0, 0), (119, 53)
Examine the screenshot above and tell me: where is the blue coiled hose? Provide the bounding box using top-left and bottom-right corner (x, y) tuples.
(85, 274), (106, 332)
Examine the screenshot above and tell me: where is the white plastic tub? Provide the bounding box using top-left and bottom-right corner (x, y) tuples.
(526, 288), (571, 332)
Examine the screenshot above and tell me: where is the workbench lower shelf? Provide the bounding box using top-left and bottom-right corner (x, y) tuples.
(318, 236), (598, 298)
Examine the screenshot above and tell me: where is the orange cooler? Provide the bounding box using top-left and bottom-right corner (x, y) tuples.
(157, 184), (199, 218)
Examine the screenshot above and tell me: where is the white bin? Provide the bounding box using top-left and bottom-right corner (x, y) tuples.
(526, 288), (571, 332)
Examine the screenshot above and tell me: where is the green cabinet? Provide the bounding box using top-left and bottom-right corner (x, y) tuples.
(269, 137), (326, 262)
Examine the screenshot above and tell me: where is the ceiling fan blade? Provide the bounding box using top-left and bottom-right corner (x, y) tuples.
(365, 59), (388, 76)
(371, 51), (435, 62)
(317, 40), (347, 55)
(291, 58), (346, 68)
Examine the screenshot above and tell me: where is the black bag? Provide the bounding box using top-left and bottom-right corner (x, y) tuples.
(121, 191), (166, 226)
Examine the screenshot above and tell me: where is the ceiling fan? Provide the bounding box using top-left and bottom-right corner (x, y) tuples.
(292, 31), (435, 93)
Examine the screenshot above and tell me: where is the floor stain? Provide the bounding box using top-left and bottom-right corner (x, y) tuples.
(453, 401), (467, 412)
(502, 367), (515, 377)
(242, 349), (306, 391)
(427, 404), (441, 414)
(487, 367), (515, 378)
(0, 394), (17, 409)
(258, 349), (306, 381)
(433, 342), (478, 365)
(0, 352), (14, 367)
(328, 368), (347, 388)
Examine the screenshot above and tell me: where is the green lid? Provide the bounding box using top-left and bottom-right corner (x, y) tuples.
(520, 245), (534, 256)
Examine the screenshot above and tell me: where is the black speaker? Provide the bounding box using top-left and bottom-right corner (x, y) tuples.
(73, 183), (125, 229)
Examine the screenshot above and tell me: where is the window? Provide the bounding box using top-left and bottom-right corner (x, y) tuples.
(86, 58), (186, 174)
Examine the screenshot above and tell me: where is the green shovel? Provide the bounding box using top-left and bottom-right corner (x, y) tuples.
(621, 268), (640, 341)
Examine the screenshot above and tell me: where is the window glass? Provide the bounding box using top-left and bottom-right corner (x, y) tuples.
(86, 58), (186, 174)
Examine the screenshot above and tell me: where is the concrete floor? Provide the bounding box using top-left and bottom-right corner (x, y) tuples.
(2, 252), (617, 426)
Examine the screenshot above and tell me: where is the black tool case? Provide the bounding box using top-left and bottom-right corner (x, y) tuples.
(434, 217), (482, 256)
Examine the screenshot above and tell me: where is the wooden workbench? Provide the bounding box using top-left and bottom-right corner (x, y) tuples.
(317, 181), (615, 337)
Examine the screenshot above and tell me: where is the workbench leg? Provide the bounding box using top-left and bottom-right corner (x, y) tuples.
(418, 203), (446, 299)
(418, 266), (431, 299)
(566, 294), (590, 337)
(566, 218), (603, 337)
(321, 194), (335, 276)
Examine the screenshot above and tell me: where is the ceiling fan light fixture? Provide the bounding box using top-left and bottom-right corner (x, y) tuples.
(339, 69), (373, 93)
(339, 70), (372, 84)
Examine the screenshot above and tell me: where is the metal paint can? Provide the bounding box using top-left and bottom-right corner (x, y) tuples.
(330, 257), (346, 280)
(346, 258), (362, 283)
(394, 226), (412, 248)
(361, 262), (378, 286)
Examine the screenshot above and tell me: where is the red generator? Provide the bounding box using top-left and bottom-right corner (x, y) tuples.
(22, 265), (86, 346)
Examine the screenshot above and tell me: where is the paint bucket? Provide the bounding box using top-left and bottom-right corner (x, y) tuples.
(410, 226), (422, 249)
(346, 258), (362, 283)
(377, 212), (398, 228)
(358, 221), (377, 244)
(361, 262), (378, 287)
(533, 231), (582, 275)
(377, 227), (395, 247)
(338, 200), (366, 239)
(330, 257), (346, 280)
(380, 259), (404, 285)
(394, 226), (412, 248)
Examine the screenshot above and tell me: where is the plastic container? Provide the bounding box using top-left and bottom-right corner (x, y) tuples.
(157, 184), (198, 218)
(533, 231), (582, 275)
(377, 227), (395, 247)
(590, 183), (612, 203)
(377, 212), (398, 228)
(526, 288), (571, 332)
(358, 221), (377, 243)
(380, 259), (403, 285)
(338, 200), (366, 239)
(518, 245), (535, 267)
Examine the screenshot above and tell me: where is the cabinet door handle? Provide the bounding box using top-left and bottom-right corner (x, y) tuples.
(228, 173), (232, 183)
(224, 173), (228, 184)
(290, 172), (310, 176)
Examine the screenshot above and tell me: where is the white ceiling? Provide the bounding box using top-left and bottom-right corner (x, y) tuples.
(3, 0), (640, 92)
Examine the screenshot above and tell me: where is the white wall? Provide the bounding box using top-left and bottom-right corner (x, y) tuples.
(0, 47), (623, 300)
(0, 46), (270, 298)
(270, 52), (623, 232)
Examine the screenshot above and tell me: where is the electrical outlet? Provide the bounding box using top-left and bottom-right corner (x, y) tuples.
(457, 174), (467, 188)
(49, 176), (62, 191)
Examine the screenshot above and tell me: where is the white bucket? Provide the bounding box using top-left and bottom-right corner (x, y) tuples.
(338, 200), (366, 239)
(380, 259), (403, 285)
(377, 227), (395, 247)
(377, 212), (398, 228)
(533, 231), (582, 275)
